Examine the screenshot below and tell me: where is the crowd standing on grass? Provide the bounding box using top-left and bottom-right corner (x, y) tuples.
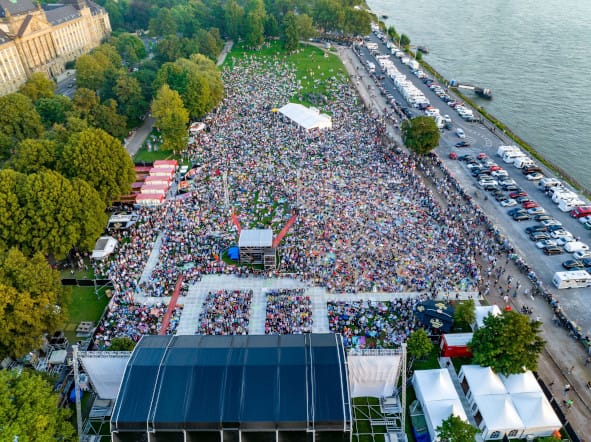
(90, 49), (529, 343)
(265, 289), (312, 334)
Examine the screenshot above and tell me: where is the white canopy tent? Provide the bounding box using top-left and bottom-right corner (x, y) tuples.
(278, 103), (332, 130)
(80, 353), (131, 400)
(91, 236), (118, 260)
(473, 394), (525, 439)
(238, 229), (273, 248)
(499, 371), (540, 394)
(473, 305), (502, 329)
(413, 369), (469, 441)
(348, 355), (400, 398)
(511, 393), (562, 437)
(460, 365), (507, 398)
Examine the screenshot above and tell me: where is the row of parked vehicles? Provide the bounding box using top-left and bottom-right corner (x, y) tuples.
(460, 145), (591, 288)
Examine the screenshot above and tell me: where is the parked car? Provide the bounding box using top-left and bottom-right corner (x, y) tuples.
(502, 184), (519, 192)
(580, 258), (591, 268)
(508, 208), (527, 216)
(525, 225), (548, 234)
(562, 260), (584, 270)
(510, 191), (527, 199)
(573, 250), (591, 260)
(534, 214), (553, 222)
(527, 207), (545, 215)
(556, 236), (576, 247)
(522, 201), (540, 209)
(529, 231), (550, 241)
(550, 229), (573, 239)
(526, 172), (544, 180)
(543, 246), (564, 255)
(541, 219), (562, 227)
(522, 166), (542, 175)
(477, 152), (487, 160)
(455, 141), (471, 148)
(536, 239), (558, 249)
(456, 128), (465, 138)
(500, 199), (517, 207)
(513, 212), (531, 221)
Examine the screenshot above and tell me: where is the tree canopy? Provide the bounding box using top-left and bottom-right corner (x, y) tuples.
(401, 116), (440, 155)
(436, 414), (479, 442)
(0, 93), (44, 159)
(0, 248), (70, 358)
(59, 128), (136, 203)
(469, 310), (545, 375)
(453, 299), (476, 329)
(18, 72), (56, 103)
(0, 369), (75, 441)
(407, 328), (433, 362)
(151, 84), (189, 152)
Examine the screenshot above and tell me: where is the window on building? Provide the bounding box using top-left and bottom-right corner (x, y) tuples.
(490, 431), (500, 439)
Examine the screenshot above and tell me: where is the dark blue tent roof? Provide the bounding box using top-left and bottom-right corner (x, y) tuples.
(111, 334), (350, 433)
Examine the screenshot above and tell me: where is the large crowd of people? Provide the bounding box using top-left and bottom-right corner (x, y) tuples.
(265, 289), (312, 334)
(327, 298), (422, 348)
(89, 47), (509, 345)
(93, 300), (183, 350)
(197, 290), (253, 335)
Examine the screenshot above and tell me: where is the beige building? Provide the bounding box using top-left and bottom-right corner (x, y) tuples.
(0, 0), (111, 96)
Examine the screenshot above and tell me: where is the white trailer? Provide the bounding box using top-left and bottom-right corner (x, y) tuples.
(552, 270), (591, 289)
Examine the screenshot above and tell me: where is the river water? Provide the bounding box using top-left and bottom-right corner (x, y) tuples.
(367, 0), (591, 192)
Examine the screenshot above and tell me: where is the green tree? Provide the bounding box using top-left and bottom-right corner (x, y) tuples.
(400, 33), (411, 48)
(113, 33), (147, 64)
(10, 139), (59, 174)
(387, 25), (398, 41)
(0, 369), (76, 441)
(407, 328), (433, 366)
(109, 336), (137, 351)
(244, 0), (266, 47)
(224, 0), (245, 40)
(295, 13), (316, 40)
(75, 53), (105, 91)
(454, 299), (476, 330)
(151, 84), (189, 152)
(401, 116), (440, 155)
(469, 310), (546, 375)
(282, 12), (299, 51)
(93, 99), (128, 139)
(312, 0), (344, 32)
(149, 8), (177, 36)
(114, 74), (146, 122)
(36, 95), (73, 126)
(0, 248), (70, 341)
(72, 178), (108, 251)
(154, 35), (186, 64)
(0, 93), (44, 158)
(0, 170), (26, 249)
(436, 414), (479, 442)
(18, 72), (56, 103)
(60, 128), (135, 203)
(343, 7), (371, 36)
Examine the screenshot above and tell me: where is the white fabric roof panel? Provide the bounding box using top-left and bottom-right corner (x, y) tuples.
(413, 369), (458, 402)
(511, 392), (562, 432)
(461, 365), (508, 397)
(442, 333), (473, 346)
(278, 103), (332, 130)
(474, 305), (502, 328)
(348, 355), (400, 398)
(423, 399), (468, 440)
(499, 371), (540, 395)
(238, 229), (273, 248)
(473, 394), (525, 433)
(80, 354), (131, 400)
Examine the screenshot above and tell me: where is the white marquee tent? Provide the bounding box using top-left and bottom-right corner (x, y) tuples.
(511, 393), (562, 437)
(278, 103), (332, 130)
(80, 352), (131, 400)
(348, 354), (400, 398)
(473, 305), (502, 329)
(460, 365), (562, 440)
(413, 369), (469, 441)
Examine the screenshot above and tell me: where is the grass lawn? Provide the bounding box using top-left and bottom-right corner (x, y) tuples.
(223, 40), (348, 107)
(63, 286), (109, 344)
(412, 346), (441, 371)
(352, 396), (386, 442)
(133, 145), (179, 163)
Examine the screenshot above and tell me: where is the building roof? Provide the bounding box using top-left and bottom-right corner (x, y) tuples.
(44, 4), (80, 25)
(473, 394), (524, 432)
(239, 229), (274, 248)
(0, 0), (37, 17)
(510, 392), (562, 430)
(278, 103), (332, 130)
(111, 334), (351, 432)
(0, 28), (11, 44)
(348, 354), (400, 398)
(474, 304), (502, 328)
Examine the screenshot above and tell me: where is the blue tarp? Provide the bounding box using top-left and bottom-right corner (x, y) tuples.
(228, 246), (239, 261)
(111, 334), (350, 434)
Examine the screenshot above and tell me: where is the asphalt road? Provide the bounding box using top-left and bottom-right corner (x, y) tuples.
(56, 72), (76, 98)
(357, 33), (591, 337)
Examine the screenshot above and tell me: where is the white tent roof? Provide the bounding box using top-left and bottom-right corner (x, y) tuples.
(474, 394), (524, 432)
(511, 392), (562, 431)
(423, 399), (468, 439)
(278, 103), (332, 130)
(460, 365), (507, 397)
(80, 353), (131, 399)
(499, 371), (540, 394)
(238, 229), (273, 248)
(442, 332), (473, 346)
(91, 236), (118, 260)
(413, 369), (458, 402)
(474, 305), (502, 328)
(348, 355), (400, 398)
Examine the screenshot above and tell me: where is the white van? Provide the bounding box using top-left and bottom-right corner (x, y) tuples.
(564, 241), (590, 253)
(502, 151), (526, 164)
(539, 178), (561, 190)
(552, 191), (577, 204)
(552, 270), (591, 289)
(497, 145), (520, 157)
(456, 128), (465, 138)
(513, 157), (536, 169)
(558, 198), (585, 212)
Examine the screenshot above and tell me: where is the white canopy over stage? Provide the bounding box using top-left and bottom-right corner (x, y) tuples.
(278, 103), (333, 130)
(80, 352), (131, 400)
(348, 354), (400, 398)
